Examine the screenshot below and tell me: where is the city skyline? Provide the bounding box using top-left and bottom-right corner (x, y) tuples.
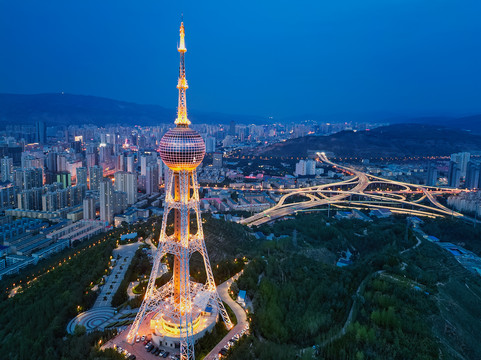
(1, 0), (480, 118)
(1, 3), (481, 360)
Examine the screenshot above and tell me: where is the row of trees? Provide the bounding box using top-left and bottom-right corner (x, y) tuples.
(324, 274), (439, 359)
(111, 246), (151, 307)
(0, 238), (117, 359)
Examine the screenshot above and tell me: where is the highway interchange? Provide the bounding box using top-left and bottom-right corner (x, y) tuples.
(241, 152), (467, 227)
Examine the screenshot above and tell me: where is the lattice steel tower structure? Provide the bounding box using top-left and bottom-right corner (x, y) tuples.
(126, 22), (232, 360)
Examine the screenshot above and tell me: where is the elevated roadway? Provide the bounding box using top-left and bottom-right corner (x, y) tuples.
(240, 153), (466, 227)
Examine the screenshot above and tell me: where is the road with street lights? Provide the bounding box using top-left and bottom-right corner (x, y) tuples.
(240, 152), (467, 227)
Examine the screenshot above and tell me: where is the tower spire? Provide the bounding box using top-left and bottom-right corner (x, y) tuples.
(175, 22), (190, 126)
(126, 21), (232, 360)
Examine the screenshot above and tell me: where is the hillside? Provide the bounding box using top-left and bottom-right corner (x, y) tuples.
(251, 124), (481, 157)
(397, 114), (481, 134)
(0, 93), (265, 127)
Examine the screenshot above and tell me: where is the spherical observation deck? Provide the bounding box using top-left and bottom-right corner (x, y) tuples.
(159, 126), (205, 171)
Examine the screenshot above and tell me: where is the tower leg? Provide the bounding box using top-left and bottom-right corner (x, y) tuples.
(213, 292), (234, 330)
(127, 242), (165, 343)
(179, 247), (195, 360)
(192, 182), (233, 330)
(197, 237), (233, 329)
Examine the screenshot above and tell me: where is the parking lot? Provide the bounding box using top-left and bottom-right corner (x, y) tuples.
(112, 338), (179, 360)
(103, 312), (179, 360)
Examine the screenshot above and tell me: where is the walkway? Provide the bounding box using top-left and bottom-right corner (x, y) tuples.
(67, 241), (141, 334)
(127, 281), (140, 300)
(94, 242), (141, 307)
(204, 272), (248, 360)
(67, 307), (117, 334)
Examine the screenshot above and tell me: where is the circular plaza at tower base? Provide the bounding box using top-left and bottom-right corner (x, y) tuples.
(149, 305), (218, 349)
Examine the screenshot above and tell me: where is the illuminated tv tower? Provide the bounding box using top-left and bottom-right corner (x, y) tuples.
(126, 22), (232, 360)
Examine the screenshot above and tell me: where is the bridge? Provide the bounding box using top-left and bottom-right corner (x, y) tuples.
(240, 152), (466, 227)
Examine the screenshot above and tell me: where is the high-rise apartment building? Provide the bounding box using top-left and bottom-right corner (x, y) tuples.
(35, 121), (46, 144)
(205, 136), (216, 153)
(465, 161), (480, 189)
(89, 165), (103, 191)
(126, 154), (135, 173)
(57, 154), (68, 172)
(83, 196), (96, 220)
(451, 152), (471, 177)
(18, 188), (43, 210)
(56, 171), (71, 188)
(426, 162), (438, 187)
(229, 120), (236, 136)
(1, 156), (13, 182)
(86, 152), (97, 168)
(99, 178), (114, 224)
(0, 184), (16, 209)
(76, 167), (88, 187)
(157, 157), (164, 184)
(22, 154), (44, 169)
(117, 153), (125, 171)
(113, 191), (128, 215)
(145, 164), (159, 195)
(14, 168), (43, 190)
(114, 171), (137, 205)
(448, 161), (461, 188)
(140, 155), (148, 176)
(295, 159), (316, 176)
(46, 152), (58, 172)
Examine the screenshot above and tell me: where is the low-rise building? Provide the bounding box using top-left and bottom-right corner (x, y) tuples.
(369, 208), (392, 218)
(46, 220), (106, 245)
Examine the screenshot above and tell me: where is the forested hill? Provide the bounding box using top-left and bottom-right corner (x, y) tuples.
(0, 93), (265, 127)
(250, 124), (481, 157)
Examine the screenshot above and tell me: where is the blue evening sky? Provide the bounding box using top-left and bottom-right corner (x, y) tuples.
(0, 0), (480, 119)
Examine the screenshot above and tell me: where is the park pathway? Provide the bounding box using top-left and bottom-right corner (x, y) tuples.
(67, 242), (141, 334)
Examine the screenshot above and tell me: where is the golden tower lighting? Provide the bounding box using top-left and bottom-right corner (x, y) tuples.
(126, 22), (232, 360)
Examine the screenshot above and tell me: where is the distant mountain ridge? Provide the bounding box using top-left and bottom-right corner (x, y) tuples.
(0, 93), (266, 127)
(0, 93), (480, 132)
(250, 123), (481, 157)
(278, 113), (481, 133)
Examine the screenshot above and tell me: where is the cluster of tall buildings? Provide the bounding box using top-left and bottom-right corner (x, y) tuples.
(0, 116), (420, 229)
(447, 152), (479, 189)
(295, 159), (317, 176)
(0, 118), (245, 228)
(425, 152), (481, 189)
(0, 128), (170, 225)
